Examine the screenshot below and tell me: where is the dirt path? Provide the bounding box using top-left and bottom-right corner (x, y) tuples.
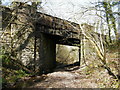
(29, 66), (98, 88)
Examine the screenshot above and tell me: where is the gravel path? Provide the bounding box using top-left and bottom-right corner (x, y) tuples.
(29, 66), (98, 88)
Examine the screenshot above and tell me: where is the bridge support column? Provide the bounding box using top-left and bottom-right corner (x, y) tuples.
(38, 33), (56, 74)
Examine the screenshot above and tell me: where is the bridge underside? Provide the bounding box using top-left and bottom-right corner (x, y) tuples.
(36, 26), (80, 46)
(36, 27), (80, 74)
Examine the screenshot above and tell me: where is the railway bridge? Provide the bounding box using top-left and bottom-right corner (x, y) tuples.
(1, 2), (81, 73)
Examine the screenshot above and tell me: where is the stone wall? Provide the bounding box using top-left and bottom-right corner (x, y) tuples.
(1, 3), (56, 74)
(1, 4), (36, 70)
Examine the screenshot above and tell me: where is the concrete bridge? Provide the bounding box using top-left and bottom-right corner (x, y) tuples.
(1, 2), (81, 74)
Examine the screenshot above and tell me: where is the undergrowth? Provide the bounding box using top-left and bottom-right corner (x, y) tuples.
(1, 52), (32, 88)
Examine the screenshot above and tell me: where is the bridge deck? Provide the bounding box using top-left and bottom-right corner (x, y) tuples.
(36, 12), (81, 45)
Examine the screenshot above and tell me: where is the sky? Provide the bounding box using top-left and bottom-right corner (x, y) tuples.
(1, 0), (98, 24)
(40, 0), (98, 24)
